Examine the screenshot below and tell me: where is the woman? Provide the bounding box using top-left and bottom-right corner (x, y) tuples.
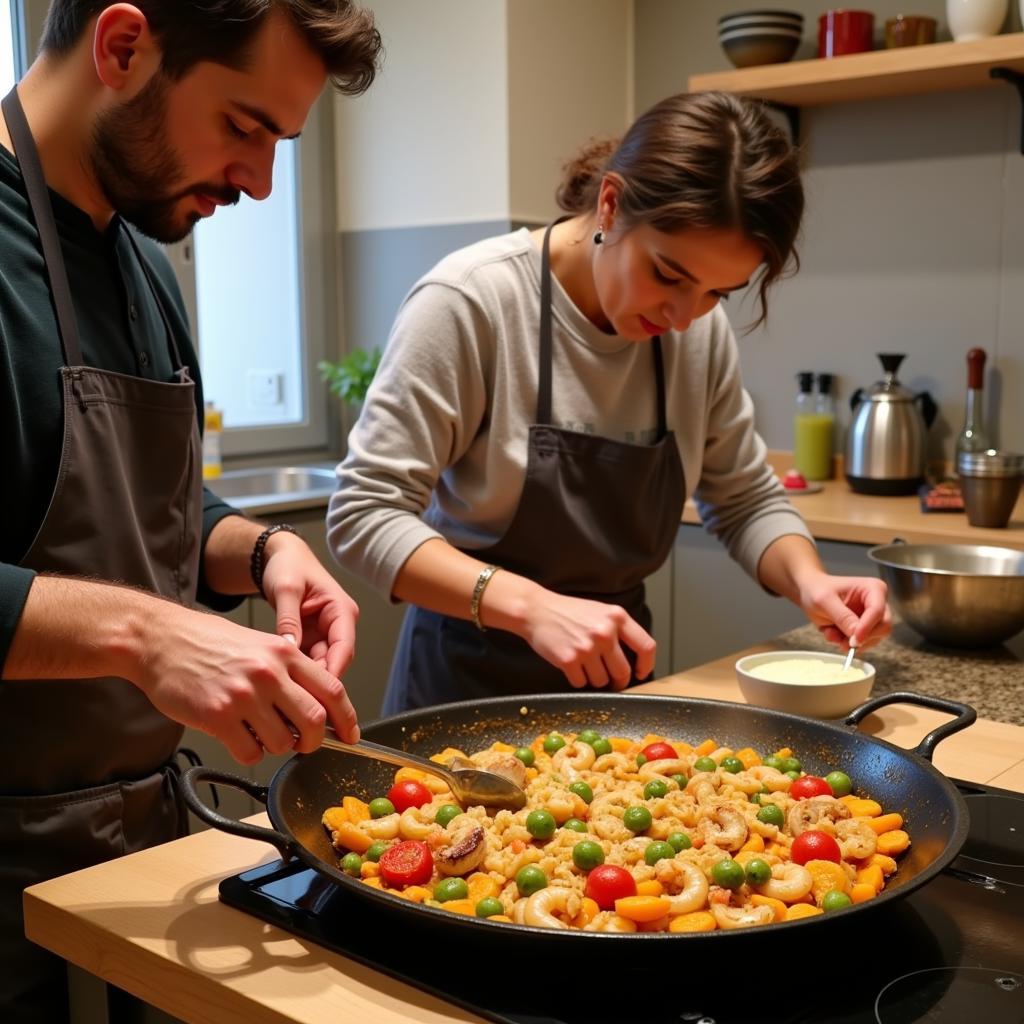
(328, 91), (890, 714)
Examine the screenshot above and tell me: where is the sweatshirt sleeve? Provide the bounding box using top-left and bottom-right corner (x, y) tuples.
(692, 312), (814, 582)
(327, 281), (491, 600)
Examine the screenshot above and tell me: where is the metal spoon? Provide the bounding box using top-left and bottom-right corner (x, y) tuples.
(319, 727), (527, 811)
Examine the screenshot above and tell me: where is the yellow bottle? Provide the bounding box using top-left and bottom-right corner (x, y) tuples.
(793, 372), (834, 481)
(202, 401), (223, 479)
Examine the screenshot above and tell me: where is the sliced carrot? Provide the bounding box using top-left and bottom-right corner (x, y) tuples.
(876, 830), (911, 856)
(608, 737), (634, 753)
(614, 895), (671, 923)
(342, 796), (370, 824)
(490, 741), (516, 752)
(394, 885), (432, 903)
(739, 833), (765, 854)
(440, 898), (475, 916)
(466, 872), (500, 903)
(785, 903), (824, 920)
(774, 747), (793, 760)
(856, 863), (885, 893)
(805, 859), (849, 906)
(321, 806), (349, 831)
(362, 876), (384, 889)
(867, 853), (899, 876)
(843, 798), (882, 818)
(850, 882), (877, 904)
(329, 821), (373, 854)
(359, 861), (380, 879)
(669, 911), (716, 933)
(429, 747), (468, 764)
(734, 747), (762, 770)
(868, 813), (904, 835)
(694, 738), (718, 757)
(489, 914), (513, 923)
(636, 879), (665, 897)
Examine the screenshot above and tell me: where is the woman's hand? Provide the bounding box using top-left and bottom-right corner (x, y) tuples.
(515, 589), (657, 689)
(797, 573), (891, 651)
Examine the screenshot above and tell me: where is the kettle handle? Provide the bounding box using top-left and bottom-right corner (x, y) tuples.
(850, 388), (865, 412)
(916, 391), (938, 428)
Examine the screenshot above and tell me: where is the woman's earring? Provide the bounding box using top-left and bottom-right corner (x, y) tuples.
(593, 226), (605, 245)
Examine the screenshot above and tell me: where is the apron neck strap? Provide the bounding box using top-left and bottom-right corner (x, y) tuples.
(540, 218), (669, 439)
(2, 87), (84, 367)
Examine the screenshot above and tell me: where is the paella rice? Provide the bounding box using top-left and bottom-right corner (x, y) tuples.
(321, 730), (910, 931)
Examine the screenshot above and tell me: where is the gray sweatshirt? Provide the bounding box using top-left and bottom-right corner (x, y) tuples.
(328, 228), (812, 600)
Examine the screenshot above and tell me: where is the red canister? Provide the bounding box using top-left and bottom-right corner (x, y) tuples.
(818, 9), (874, 57)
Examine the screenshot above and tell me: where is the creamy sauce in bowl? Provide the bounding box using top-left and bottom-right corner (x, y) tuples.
(746, 658), (868, 685)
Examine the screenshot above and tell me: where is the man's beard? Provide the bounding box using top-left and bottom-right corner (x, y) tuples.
(90, 72), (239, 244)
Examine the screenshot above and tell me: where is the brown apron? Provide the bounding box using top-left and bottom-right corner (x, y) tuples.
(383, 221), (685, 713)
(0, 88), (203, 1022)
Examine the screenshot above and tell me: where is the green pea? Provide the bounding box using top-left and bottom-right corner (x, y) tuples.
(340, 852), (363, 876)
(720, 757), (744, 774)
(513, 746), (535, 767)
(515, 864), (548, 896)
(568, 780), (594, 804)
(693, 756), (717, 773)
(368, 797), (395, 819)
(671, 773), (688, 789)
(475, 896), (505, 918)
(591, 738), (613, 756)
(822, 890), (853, 912)
(825, 771), (853, 797)
(781, 757), (802, 774)
(756, 804), (785, 828)
(576, 729), (602, 746)
(667, 831), (692, 852)
(435, 803), (462, 827)
(365, 841), (389, 863)
(644, 779), (669, 800)
(562, 818), (588, 833)
(572, 840), (606, 870)
(762, 755), (784, 770)
(711, 858), (745, 890)
(749, 793), (763, 805)
(785, 770), (801, 781)
(644, 841), (676, 866)
(623, 806), (653, 833)
(636, 753), (647, 767)
(435, 877), (469, 903)
(526, 808), (557, 840)
(543, 733), (566, 754)
(745, 858), (772, 886)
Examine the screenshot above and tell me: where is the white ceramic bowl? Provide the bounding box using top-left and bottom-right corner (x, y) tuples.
(734, 650), (876, 719)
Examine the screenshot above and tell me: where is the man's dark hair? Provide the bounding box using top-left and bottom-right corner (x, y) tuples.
(40, 1), (381, 94)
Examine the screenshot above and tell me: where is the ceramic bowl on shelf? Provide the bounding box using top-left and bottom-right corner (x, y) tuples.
(735, 650), (876, 719)
(718, 10), (804, 68)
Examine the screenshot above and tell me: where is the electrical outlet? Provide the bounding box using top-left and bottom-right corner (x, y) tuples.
(246, 370), (284, 407)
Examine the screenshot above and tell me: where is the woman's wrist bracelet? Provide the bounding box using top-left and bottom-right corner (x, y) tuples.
(250, 523), (296, 597)
(470, 564), (500, 631)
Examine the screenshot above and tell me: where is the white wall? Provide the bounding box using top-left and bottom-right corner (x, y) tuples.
(333, 0), (510, 231)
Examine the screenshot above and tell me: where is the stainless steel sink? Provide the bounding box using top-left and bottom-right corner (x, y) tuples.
(206, 466), (336, 511)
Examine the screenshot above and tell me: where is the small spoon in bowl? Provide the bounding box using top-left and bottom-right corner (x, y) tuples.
(319, 726), (527, 811)
(842, 637), (858, 673)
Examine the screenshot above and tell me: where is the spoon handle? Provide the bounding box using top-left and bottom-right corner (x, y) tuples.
(842, 642), (857, 672)
(321, 728), (457, 785)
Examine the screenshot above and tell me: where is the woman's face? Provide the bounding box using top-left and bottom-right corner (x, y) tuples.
(592, 217), (764, 341)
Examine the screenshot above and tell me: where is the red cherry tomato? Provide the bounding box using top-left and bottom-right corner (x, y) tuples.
(783, 469), (808, 489)
(791, 830), (842, 865)
(386, 779), (433, 813)
(640, 742), (679, 762)
(378, 840), (434, 887)
(585, 864), (638, 910)
(789, 775), (834, 800)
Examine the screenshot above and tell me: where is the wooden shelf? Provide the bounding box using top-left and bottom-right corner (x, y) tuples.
(688, 32), (1024, 106)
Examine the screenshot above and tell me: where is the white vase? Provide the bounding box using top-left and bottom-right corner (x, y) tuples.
(947, 0), (1008, 41)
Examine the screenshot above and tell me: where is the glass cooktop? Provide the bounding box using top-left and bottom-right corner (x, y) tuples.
(219, 779), (1024, 1024)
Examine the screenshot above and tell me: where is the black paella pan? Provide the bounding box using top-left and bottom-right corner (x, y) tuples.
(182, 690), (973, 947)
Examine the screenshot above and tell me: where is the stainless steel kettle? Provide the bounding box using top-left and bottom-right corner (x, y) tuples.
(846, 354), (937, 495)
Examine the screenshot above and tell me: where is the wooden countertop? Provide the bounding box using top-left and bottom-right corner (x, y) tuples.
(24, 653), (1024, 1024)
(682, 454), (1024, 550)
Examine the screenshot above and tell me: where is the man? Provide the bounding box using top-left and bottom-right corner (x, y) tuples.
(0, 2), (381, 1019)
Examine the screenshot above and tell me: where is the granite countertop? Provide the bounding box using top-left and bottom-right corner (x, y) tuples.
(773, 620), (1024, 726)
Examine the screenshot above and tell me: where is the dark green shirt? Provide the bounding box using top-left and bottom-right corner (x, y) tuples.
(0, 143), (243, 673)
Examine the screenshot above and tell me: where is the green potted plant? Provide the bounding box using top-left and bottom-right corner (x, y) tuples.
(318, 347), (381, 409)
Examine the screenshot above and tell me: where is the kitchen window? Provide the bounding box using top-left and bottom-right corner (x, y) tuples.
(2, 1), (25, 95)
(167, 96), (336, 457)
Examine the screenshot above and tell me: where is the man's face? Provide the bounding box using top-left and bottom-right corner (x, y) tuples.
(90, 11), (327, 243)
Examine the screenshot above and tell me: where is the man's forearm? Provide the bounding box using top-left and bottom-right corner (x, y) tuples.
(2, 574), (165, 681)
(201, 514), (267, 595)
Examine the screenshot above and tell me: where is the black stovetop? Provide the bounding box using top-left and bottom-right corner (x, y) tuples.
(219, 779), (1024, 1024)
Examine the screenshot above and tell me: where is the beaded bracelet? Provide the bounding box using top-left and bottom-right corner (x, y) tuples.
(470, 564), (500, 631)
(250, 523), (296, 597)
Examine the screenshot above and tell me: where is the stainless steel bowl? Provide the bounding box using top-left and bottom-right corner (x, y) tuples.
(868, 541), (1024, 648)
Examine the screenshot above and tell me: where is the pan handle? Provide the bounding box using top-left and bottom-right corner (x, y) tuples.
(181, 766), (296, 859)
(843, 691), (977, 762)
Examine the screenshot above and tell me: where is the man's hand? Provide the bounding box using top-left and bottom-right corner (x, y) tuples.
(258, 530), (359, 678)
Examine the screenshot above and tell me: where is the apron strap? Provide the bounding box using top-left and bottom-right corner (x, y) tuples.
(2, 87), (84, 367)
(539, 219), (670, 438)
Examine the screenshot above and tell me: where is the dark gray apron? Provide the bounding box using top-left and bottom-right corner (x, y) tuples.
(384, 221), (685, 713)
(0, 88), (202, 1023)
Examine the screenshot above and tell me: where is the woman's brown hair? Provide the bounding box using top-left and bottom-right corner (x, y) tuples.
(557, 91), (803, 328)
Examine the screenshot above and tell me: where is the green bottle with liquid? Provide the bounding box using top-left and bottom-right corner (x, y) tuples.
(794, 372), (834, 480)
